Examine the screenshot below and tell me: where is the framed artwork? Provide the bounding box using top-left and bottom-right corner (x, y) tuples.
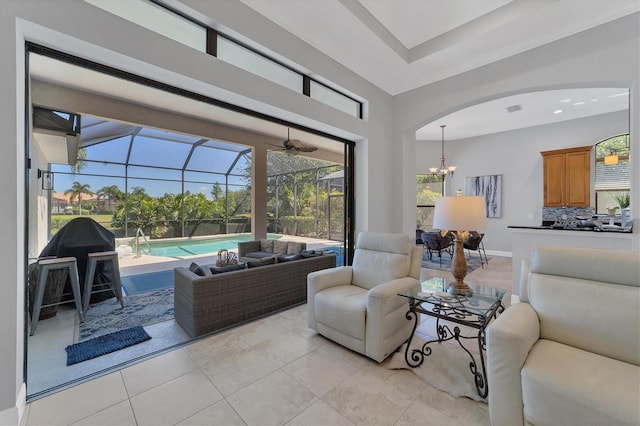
(465, 175), (502, 218)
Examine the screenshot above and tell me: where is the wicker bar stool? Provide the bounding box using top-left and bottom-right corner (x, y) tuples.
(30, 257), (84, 336)
(83, 251), (125, 313)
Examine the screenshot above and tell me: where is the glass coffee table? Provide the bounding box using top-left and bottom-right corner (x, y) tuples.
(398, 277), (506, 398)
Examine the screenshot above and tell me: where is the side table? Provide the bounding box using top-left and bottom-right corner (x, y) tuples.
(398, 277), (505, 398)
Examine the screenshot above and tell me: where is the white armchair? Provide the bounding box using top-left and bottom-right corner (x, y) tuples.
(487, 246), (640, 426)
(307, 232), (422, 362)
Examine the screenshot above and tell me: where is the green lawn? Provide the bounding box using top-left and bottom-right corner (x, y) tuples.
(51, 214), (114, 234)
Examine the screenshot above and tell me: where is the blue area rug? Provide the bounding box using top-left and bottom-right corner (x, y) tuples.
(79, 287), (174, 341)
(121, 269), (173, 295)
(66, 326), (151, 366)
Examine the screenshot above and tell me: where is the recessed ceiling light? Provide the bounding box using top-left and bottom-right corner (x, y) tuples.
(553, 110), (563, 114)
(573, 101), (585, 106)
(591, 99), (598, 102)
(559, 99), (571, 103)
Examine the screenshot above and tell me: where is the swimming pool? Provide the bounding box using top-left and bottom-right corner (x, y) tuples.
(144, 234), (281, 257)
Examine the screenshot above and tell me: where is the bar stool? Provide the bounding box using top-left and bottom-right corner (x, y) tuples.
(31, 257), (84, 336)
(83, 251), (125, 313)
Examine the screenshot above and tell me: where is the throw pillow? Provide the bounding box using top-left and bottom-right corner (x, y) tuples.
(287, 242), (304, 255)
(247, 257), (276, 268)
(260, 239), (274, 252)
(189, 262), (206, 276)
(273, 240), (289, 255)
(280, 253), (301, 262)
(300, 250), (318, 258)
(210, 263), (245, 274)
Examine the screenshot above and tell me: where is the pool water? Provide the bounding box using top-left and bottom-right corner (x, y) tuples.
(147, 234), (280, 257)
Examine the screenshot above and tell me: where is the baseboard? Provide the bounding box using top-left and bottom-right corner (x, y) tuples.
(485, 250), (512, 258)
(0, 383), (26, 426)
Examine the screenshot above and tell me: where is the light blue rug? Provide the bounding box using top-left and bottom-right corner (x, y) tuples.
(79, 287), (173, 341)
(121, 270), (173, 295)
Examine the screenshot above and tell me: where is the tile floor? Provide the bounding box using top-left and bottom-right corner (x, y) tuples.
(24, 255), (512, 426)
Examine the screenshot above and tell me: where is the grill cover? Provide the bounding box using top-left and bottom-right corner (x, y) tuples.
(39, 217), (116, 303)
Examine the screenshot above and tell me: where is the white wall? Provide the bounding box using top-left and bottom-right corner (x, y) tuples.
(395, 13), (640, 249)
(1, 0), (394, 416)
(416, 110), (630, 252)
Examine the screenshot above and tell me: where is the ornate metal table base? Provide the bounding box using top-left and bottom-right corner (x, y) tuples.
(402, 294), (504, 398)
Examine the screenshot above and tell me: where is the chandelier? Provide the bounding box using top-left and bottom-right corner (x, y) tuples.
(429, 124), (456, 179)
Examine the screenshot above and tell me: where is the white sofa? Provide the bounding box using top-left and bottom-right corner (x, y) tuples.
(307, 231), (422, 362)
(487, 246), (640, 426)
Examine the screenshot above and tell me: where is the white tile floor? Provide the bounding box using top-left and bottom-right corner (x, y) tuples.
(24, 256), (512, 426)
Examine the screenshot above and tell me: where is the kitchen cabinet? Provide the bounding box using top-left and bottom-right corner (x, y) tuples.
(541, 145), (592, 207)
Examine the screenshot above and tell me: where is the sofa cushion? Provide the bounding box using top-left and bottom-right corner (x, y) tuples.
(247, 257), (276, 268)
(301, 250), (321, 258)
(210, 263), (245, 274)
(189, 262), (206, 276)
(522, 339), (639, 426)
(279, 253), (301, 262)
(287, 242), (304, 255)
(528, 273), (640, 365)
(260, 239), (274, 252)
(273, 240), (289, 255)
(244, 251), (275, 260)
(315, 285), (368, 340)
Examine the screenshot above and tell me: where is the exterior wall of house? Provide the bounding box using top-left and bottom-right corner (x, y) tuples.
(395, 13), (640, 251)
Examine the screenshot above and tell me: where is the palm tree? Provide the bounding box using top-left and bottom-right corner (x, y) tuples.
(64, 181), (93, 215)
(97, 185), (123, 211)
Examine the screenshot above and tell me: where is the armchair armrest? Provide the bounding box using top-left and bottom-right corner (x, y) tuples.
(367, 277), (420, 314)
(487, 302), (540, 426)
(307, 266), (353, 330)
(365, 277), (421, 362)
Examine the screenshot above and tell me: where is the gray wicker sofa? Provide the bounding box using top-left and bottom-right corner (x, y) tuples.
(237, 239), (307, 263)
(174, 254), (336, 338)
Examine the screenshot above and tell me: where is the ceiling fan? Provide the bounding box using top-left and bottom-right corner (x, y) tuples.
(270, 128), (318, 155)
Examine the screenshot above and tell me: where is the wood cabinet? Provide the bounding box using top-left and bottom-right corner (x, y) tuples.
(541, 145), (592, 207)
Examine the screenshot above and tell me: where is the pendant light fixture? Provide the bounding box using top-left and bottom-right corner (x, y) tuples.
(429, 125), (456, 179)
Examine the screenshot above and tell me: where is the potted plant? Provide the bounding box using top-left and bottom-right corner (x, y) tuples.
(611, 192), (630, 210)
(607, 206), (618, 216)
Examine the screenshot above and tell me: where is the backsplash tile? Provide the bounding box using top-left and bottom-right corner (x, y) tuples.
(542, 207), (595, 222)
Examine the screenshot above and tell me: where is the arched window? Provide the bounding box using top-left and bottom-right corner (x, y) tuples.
(594, 134), (630, 214)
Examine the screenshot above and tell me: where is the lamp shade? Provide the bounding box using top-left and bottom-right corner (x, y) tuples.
(433, 196), (487, 231)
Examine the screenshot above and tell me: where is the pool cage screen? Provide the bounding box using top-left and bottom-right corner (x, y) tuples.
(49, 118), (344, 242)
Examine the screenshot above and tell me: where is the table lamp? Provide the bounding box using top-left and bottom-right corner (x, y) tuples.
(432, 196), (487, 295)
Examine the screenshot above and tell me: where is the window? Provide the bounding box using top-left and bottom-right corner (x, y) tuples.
(85, 0), (364, 118)
(416, 174), (443, 229)
(594, 134), (630, 214)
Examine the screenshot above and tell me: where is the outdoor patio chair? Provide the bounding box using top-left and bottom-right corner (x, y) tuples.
(421, 231), (454, 266)
(464, 231), (488, 267)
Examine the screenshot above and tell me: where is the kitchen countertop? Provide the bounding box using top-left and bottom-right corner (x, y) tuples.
(508, 224), (633, 233)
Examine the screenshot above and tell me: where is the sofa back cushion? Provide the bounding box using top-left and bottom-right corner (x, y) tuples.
(526, 246), (640, 366)
(351, 232), (413, 290)
(273, 240), (289, 255)
(260, 239), (274, 252)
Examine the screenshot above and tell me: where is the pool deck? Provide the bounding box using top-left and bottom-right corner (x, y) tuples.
(118, 235), (342, 277)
